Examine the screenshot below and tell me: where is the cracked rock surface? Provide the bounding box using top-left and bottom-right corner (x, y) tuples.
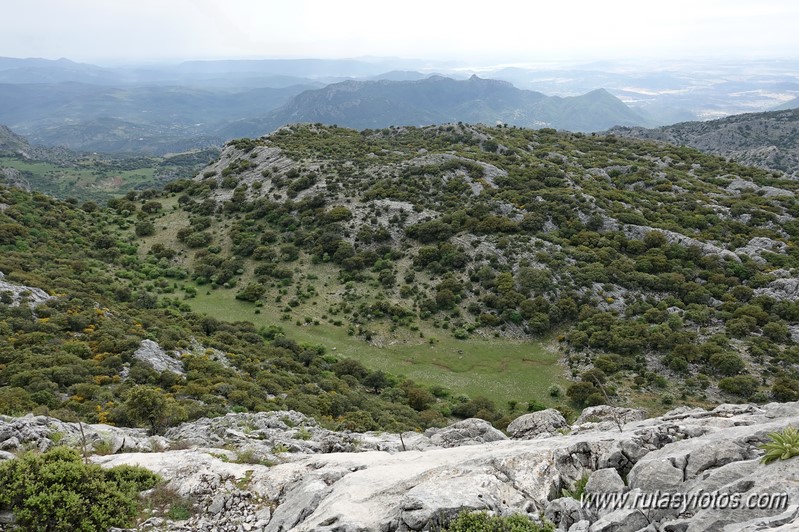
(3, 403), (799, 531)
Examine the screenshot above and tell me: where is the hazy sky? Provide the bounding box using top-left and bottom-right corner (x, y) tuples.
(3, 0), (798, 64)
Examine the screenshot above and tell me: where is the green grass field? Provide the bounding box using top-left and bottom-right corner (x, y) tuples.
(183, 283), (567, 407)
(0, 156), (158, 201)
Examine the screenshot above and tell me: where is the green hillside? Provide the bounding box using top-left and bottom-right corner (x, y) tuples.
(2, 124), (799, 436)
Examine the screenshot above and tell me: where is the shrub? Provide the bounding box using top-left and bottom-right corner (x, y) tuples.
(719, 375), (759, 399)
(772, 377), (799, 402)
(443, 510), (553, 531)
(135, 220), (155, 237)
(0, 447), (159, 531)
(760, 426), (799, 464)
(527, 400), (547, 412)
(562, 473), (590, 499)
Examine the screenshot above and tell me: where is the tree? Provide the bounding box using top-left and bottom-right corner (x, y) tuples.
(363, 370), (390, 393)
(567, 382), (599, 407)
(123, 385), (185, 434)
(709, 352), (745, 376)
(141, 201), (162, 214)
(134, 220), (155, 237)
(405, 386), (435, 411)
(235, 282), (266, 302)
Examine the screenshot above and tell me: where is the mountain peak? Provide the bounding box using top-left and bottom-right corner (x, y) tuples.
(223, 75), (646, 137)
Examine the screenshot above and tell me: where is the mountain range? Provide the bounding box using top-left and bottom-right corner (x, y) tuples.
(610, 108), (799, 176)
(221, 75), (650, 138)
(0, 57), (654, 154)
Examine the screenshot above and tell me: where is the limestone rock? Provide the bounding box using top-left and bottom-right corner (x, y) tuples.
(0, 271), (52, 307)
(584, 468), (626, 494)
(5, 401), (799, 531)
(755, 277), (799, 302)
(427, 418), (508, 448)
(628, 459), (684, 491)
(133, 339), (185, 375)
(507, 409), (568, 439)
(588, 509), (649, 532)
(622, 225), (739, 262)
(0, 414), (163, 454)
(574, 405), (647, 431)
(734, 237), (786, 263)
(545, 497), (588, 531)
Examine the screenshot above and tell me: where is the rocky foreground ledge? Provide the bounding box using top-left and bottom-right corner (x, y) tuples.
(2, 403), (799, 531)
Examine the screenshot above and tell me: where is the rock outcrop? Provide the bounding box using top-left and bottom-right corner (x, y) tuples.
(0, 414), (165, 455)
(4, 402), (799, 531)
(0, 271), (52, 308)
(425, 417), (508, 447)
(506, 408), (568, 439)
(133, 339), (185, 375)
(756, 277), (799, 302)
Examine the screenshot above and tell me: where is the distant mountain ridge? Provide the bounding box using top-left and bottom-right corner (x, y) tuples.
(774, 96), (799, 110)
(0, 58), (650, 154)
(610, 108), (799, 176)
(222, 75), (650, 138)
(0, 124), (74, 161)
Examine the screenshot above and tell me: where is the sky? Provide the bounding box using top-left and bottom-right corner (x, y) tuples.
(2, 0), (798, 65)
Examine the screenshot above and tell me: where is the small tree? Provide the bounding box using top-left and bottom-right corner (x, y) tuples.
(124, 385), (185, 434)
(363, 370), (390, 393)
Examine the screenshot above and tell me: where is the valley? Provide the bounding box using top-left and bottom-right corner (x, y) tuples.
(3, 3), (799, 529)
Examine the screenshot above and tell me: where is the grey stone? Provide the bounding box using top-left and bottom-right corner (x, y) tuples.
(428, 418), (508, 448)
(5, 398), (791, 532)
(0, 271), (52, 307)
(208, 494), (226, 515)
(628, 459), (684, 491)
(568, 520), (591, 532)
(133, 339), (185, 375)
(545, 497), (587, 531)
(0, 436), (20, 450)
(588, 509), (649, 532)
(507, 409), (568, 439)
(574, 405), (647, 429)
(584, 468), (626, 494)
(684, 439), (749, 479)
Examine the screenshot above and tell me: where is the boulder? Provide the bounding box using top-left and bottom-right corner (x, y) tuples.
(0, 414), (162, 454)
(628, 459), (684, 491)
(428, 418), (508, 448)
(584, 468), (626, 494)
(545, 497), (587, 531)
(507, 409), (569, 439)
(588, 509), (649, 532)
(755, 277), (799, 302)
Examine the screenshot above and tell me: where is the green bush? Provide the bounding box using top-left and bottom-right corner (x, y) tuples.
(718, 375), (759, 399)
(760, 426), (799, 464)
(561, 473), (590, 499)
(0, 447), (160, 531)
(443, 510), (553, 531)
